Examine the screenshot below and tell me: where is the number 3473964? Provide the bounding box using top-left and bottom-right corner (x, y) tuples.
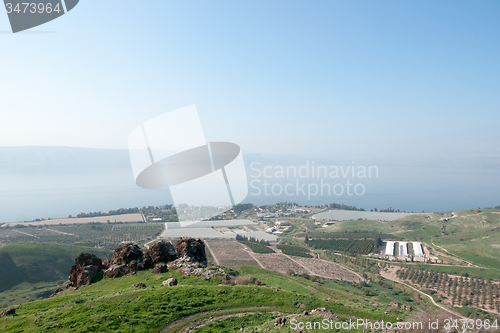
(5, 2), (62, 14)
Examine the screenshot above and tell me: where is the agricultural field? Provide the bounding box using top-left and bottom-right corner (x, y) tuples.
(276, 244), (312, 257)
(292, 257), (364, 283)
(252, 253), (310, 275)
(306, 239), (375, 255)
(394, 266), (500, 315)
(237, 240), (274, 253)
(204, 240), (259, 267)
(1, 213), (144, 227)
(316, 208), (500, 269)
(0, 223), (165, 250)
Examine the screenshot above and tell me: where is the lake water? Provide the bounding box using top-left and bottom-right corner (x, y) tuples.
(1, 147), (499, 223)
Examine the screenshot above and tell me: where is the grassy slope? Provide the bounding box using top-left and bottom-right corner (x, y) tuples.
(319, 208), (500, 271)
(0, 266), (404, 333)
(0, 243), (112, 307)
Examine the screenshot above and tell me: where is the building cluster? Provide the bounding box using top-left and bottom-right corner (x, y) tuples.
(383, 241), (425, 261)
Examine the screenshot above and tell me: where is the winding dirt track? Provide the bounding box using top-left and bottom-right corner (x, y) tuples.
(160, 307), (278, 333)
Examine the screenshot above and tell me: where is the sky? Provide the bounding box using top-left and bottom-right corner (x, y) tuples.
(1, 0), (499, 165)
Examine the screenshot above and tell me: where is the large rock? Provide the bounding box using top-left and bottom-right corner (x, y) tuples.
(69, 253), (103, 288)
(0, 308), (15, 317)
(104, 264), (128, 278)
(152, 263), (168, 274)
(162, 278), (177, 286)
(148, 241), (177, 264)
(174, 237), (207, 265)
(106, 242), (152, 273)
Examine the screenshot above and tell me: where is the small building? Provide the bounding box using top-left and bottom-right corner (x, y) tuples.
(258, 213), (279, 219)
(152, 218), (162, 222)
(275, 221), (289, 226)
(266, 227), (276, 233)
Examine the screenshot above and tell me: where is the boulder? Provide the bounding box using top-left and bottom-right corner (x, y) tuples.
(310, 308), (337, 320)
(74, 253), (103, 268)
(148, 241), (177, 264)
(275, 317), (286, 327)
(109, 243), (150, 267)
(162, 278), (177, 286)
(152, 263), (168, 274)
(104, 264), (128, 278)
(69, 253), (103, 288)
(50, 288), (64, 298)
(174, 237), (207, 265)
(0, 308), (15, 317)
(104, 242), (152, 274)
(130, 283), (147, 289)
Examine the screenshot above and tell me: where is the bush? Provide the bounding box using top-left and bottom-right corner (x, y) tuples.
(363, 289), (375, 296)
(300, 272), (310, 280)
(74, 297), (86, 304)
(286, 268), (295, 276)
(235, 276), (261, 286)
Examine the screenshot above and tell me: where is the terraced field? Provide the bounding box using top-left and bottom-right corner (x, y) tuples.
(204, 240), (259, 267)
(207, 240), (363, 283)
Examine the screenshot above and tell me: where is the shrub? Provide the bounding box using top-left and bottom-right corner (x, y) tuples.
(235, 276), (261, 286)
(300, 272), (310, 280)
(363, 289), (375, 296)
(74, 297), (86, 304)
(286, 268), (295, 276)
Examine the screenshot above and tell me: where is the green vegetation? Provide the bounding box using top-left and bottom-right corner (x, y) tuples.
(0, 223), (164, 250)
(0, 243), (111, 307)
(0, 266), (400, 333)
(306, 239), (375, 255)
(298, 231), (397, 240)
(276, 244), (311, 258)
(237, 241), (274, 254)
(318, 207), (500, 269)
(76, 207), (140, 218)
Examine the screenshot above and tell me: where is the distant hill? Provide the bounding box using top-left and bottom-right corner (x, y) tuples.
(0, 243), (111, 291)
(0, 146), (130, 170)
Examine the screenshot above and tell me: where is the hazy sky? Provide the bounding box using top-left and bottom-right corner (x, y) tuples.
(1, 1), (499, 163)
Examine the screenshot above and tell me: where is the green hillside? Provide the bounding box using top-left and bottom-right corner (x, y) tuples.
(0, 243), (112, 307)
(0, 242), (111, 285)
(0, 265), (406, 333)
(319, 207), (500, 269)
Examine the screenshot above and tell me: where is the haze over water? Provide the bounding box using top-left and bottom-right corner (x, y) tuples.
(1, 147), (498, 223)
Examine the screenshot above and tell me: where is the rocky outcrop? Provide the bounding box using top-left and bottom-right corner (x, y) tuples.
(69, 239), (213, 286)
(108, 243), (152, 270)
(69, 253), (103, 288)
(50, 288), (64, 298)
(275, 317), (286, 327)
(162, 278), (177, 286)
(104, 264), (128, 278)
(174, 237), (207, 265)
(130, 283), (146, 289)
(310, 308), (337, 320)
(0, 308), (15, 317)
(148, 241), (177, 264)
(152, 263), (168, 274)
